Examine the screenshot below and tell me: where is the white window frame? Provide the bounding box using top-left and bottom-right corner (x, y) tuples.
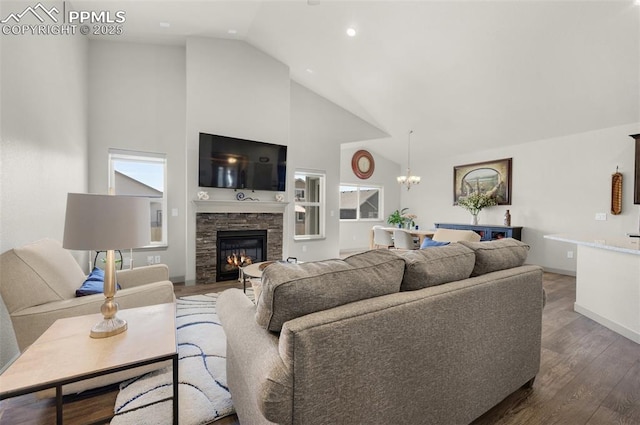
(108, 148), (168, 248)
(339, 183), (384, 221)
(294, 170), (326, 240)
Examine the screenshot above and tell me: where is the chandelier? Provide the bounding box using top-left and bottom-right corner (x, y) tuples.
(397, 130), (421, 190)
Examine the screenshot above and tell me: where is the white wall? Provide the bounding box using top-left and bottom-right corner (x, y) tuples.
(289, 83), (388, 260)
(1, 32), (89, 253)
(114, 36), (389, 278)
(87, 40), (187, 280)
(339, 145), (401, 251)
(185, 37), (290, 282)
(402, 123), (640, 275)
(0, 25), (88, 366)
(77, 36), (387, 282)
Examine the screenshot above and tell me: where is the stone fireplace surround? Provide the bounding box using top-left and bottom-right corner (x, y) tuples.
(196, 212), (283, 284)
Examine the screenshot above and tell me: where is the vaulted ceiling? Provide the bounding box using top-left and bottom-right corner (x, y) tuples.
(78, 0), (640, 163)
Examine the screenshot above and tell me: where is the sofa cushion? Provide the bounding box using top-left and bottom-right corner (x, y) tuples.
(0, 239), (86, 313)
(459, 238), (529, 276)
(420, 237), (450, 249)
(76, 267), (121, 296)
(399, 244), (475, 291)
(255, 250), (405, 332)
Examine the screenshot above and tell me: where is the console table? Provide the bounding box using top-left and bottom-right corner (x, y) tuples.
(434, 223), (523, 241)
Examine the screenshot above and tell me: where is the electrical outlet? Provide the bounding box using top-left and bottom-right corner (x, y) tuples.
(154, 255), (161, 264)
(567, 251), (574, 259)
(302, 245), (307, 252)
(595, 213), (607, 221)
(147, 256), (154, 265)
(171, 208), (178, 217)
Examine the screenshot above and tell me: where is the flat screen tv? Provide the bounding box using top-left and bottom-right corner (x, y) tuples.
(198, 132), (287, 191)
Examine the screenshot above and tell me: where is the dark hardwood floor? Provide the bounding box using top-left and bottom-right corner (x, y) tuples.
(1, 272), (638, 425)
(473, 273), (640, 425)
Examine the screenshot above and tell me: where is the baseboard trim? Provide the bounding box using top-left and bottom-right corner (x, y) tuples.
(543, 267), (576, 277)
(574, 303), (640, 344)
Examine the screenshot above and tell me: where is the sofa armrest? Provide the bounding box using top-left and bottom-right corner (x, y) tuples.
(116, 264), (170, 288)
(218, 289), (292, 425)
(11, 281), (175, 351)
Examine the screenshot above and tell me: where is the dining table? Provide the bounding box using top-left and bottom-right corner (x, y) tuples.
(369, 227), (435, 249)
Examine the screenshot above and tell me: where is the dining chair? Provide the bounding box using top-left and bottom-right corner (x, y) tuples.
(372, 226), (394, 249)
(393, 229), (416, 250)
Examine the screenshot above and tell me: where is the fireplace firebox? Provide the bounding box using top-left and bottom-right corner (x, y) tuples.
(216, 229), (267, 281)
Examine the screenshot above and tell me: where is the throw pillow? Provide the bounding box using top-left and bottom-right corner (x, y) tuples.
(458, 238), (530, 276)
(255, 250), (405, 332)
(399, 244), (475, 291)
(76, 267), (121, 297)
(420, 237), (450, 249)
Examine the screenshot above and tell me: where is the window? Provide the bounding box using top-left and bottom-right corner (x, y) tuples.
(108, 149), (167, 247)
(339, 184), (382, 220)
(294, 171), (325, 239)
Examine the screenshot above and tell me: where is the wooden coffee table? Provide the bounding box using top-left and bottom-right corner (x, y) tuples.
(0, 303), (178, 424)
(240, 258), (299, 293)
(240, 261), (271, 293)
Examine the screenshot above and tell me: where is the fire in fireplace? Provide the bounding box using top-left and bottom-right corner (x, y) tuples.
(226, 252), (253, 268)
(216, 229), (267, 281)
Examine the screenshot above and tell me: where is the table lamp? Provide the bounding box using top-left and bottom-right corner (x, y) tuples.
(63, 193), (150, 338)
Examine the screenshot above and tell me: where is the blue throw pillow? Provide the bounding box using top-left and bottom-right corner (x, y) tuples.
(76, 267), (121, 297)
(420, 237), (450, 249)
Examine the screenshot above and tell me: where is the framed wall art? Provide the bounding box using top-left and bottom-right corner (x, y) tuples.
(453, 158), (512, 205)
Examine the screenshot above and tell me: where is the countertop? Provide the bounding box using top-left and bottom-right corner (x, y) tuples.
(544, 234), (640, 256)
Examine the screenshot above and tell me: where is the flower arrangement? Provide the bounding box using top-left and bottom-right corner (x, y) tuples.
(402, 213), (418, 228)
(387, 208), (417, 228)
(457, 192), (497, 222)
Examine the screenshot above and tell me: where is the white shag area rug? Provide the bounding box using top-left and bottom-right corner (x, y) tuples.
(111, 291), (248, 425)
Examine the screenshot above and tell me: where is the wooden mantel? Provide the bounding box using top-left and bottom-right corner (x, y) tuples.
(193, 200), (289, 214)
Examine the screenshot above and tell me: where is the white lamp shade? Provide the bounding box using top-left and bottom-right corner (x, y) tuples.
(63, 193), (150, 251)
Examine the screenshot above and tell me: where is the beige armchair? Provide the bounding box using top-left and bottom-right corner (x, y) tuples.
(0, 238), (175, 352)
(432, 228), (481, 243)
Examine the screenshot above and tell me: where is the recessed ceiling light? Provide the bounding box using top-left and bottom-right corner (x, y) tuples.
(346, 27), (356, 37)
(159, 22), (170, 28)
(228, 29), (238, 35)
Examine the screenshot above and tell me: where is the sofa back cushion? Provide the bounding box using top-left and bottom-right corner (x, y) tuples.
(399, 244), (475, 291)
(459, 238), (529, 276)
(432, 228), (481, 243)
(255, 250), (405, 332)
(0, 239), (85, 313)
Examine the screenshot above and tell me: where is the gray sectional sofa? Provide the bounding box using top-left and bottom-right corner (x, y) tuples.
(218, 238), (544, 425)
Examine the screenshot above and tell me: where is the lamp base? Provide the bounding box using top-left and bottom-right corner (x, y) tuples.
(90, 317), (128, 338)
